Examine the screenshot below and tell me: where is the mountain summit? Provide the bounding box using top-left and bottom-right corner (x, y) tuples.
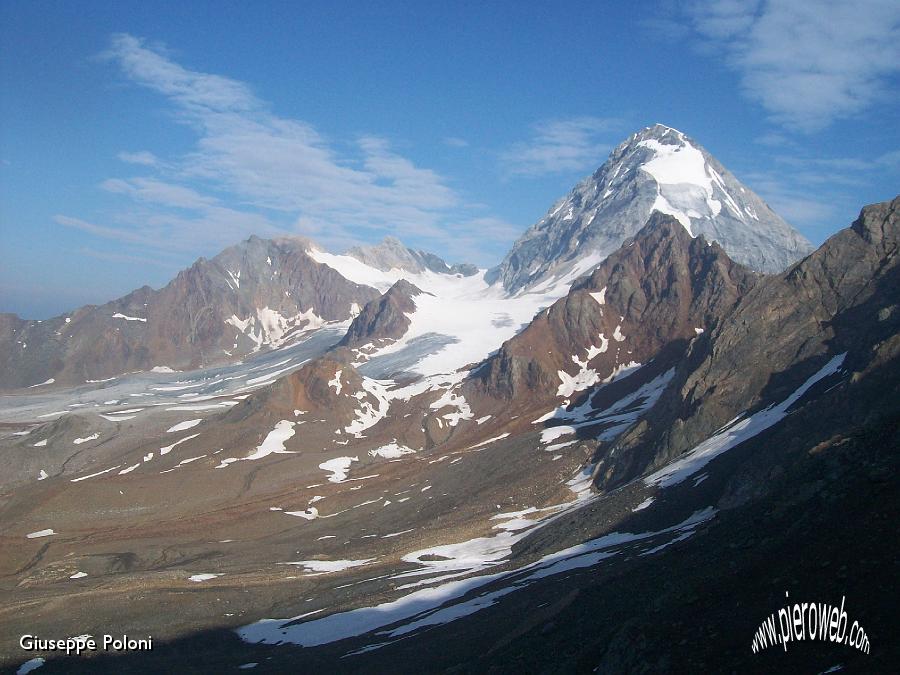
(489, 124), (813, 293)
(347, 236), (478, 276)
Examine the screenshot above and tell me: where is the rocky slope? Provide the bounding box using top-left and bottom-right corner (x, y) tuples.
(593, 196), (899, 490)
(0, 199), (896, 674)
(468, 212), (758, 405)
(336, 279), (425, 351)
(348, 236), (478, 276)
(0, 236), (382, 389)
(490, 123), (812, 293)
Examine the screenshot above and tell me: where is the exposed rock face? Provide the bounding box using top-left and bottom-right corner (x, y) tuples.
(469, 212), (758, 403)
(489, 124), (812, 293)
(0, 236), (380, 389)
(348, 236), (478, 276)
(337, 279), (425, 350)
(594, 196), (900, 489)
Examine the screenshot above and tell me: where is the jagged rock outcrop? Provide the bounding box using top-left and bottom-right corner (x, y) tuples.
(337, 279), (425, 350)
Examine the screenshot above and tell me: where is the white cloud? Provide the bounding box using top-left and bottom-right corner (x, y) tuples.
(501, 117), (619, 177)
(739, 145), (899, 237)
(117, 151), (160, 166)
(61, 34), (516, 264)
(100, 177), (219, 210)
(684, 0), (900, 131)
(443, 136), (469, 148)
(79, 246), (178, 269)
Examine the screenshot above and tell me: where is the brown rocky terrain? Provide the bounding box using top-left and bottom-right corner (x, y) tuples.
(0, 199), (896, 674)
(0, 236), (382, 390)
(594, 196), (900, 490)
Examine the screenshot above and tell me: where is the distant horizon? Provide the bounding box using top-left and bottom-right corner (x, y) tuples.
(2, 2), (898, 318)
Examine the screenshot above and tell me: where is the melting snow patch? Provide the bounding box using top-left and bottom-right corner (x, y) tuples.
(166, 419), (203, 433)
(159, 433), (200, 456)
(589, 287), (607, 305)
(368, 442), (417, 459)
(382, 529), (415, 538)
(284, 507), (319, 520)
(236, 508), (715, 652)
(279, 559), (373, 574)
(646, 353), (847, 488)
(329, 369), (343, 395)
(33, 440), (48, 447)
(26, 529), (55, 539)
(69, 572), (88, 579)
(112, 313), (146, 322)
(544, 440), (578, 453)
(38, 469), (49, 480)
(216, 421), (296, 468)
(188, 574), (220, 582)
(28, 378), (55, 388)
(469, 432), (510, 449)
(319, 456), (359, 483)
(633, 497), (654, 511)
(70, 466), (120, 482)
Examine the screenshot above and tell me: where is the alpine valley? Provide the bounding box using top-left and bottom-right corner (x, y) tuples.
(1, 125), (897, 674)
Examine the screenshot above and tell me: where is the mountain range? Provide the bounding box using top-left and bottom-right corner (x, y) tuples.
(0, 125), (895, 673)
(0, 124), (810, 391)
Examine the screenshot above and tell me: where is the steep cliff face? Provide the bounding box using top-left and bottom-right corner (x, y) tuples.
(490, 124), (812, 294)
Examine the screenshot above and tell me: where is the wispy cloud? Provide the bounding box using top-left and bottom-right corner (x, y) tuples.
(60, 34), (515, 263)
(739, 146), (899, 238)
(443, 136), (469, 148)
(79, 246), (179, 269)
(117, 151), (160, 166)
(680, 0), (900, 132)
(501, 117), (619, 177)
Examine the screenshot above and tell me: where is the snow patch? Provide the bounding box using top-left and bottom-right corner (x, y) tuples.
(368, 442), (417, 459)
(319, 456), (359, 483)
(216, 421), (296, 468)
(166, 418), (203, 433)
(111, 313), (146, 322)
(646, 353), (846, 488)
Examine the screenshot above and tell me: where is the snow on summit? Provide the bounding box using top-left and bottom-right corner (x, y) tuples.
(491, 124), (813, 293)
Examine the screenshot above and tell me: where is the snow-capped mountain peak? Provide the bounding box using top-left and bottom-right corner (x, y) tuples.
(489, 124), (813, 294)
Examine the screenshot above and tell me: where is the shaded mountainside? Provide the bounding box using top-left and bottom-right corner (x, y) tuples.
(0, 236), (381, 389)
(337, 279), (425, 351)
(594, 196), (900, 490)
(490, 124), (812, 293)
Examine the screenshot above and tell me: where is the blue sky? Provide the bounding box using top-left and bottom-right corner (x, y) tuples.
(2, 0), (898, 318)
